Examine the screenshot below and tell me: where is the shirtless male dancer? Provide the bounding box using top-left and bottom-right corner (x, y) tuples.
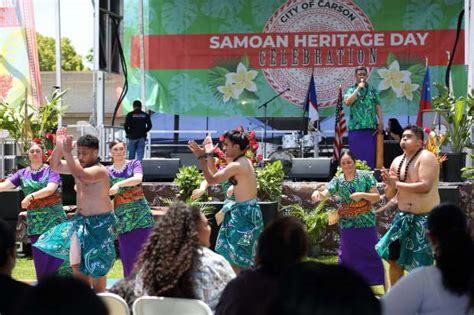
(188, 129), (263, 273)
(376, 125), (440, 286)
(34, 128), (115, 292)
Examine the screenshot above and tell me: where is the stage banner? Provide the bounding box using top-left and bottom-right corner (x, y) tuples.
(123, 0), (466, 118)
(0, 0), (42, 106)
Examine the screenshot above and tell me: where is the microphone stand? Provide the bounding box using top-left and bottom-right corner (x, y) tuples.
(258, 89), (289, 159)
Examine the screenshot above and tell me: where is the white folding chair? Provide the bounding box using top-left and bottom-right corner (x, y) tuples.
(132, 296), (212, 315)
(98, 292), (131, 315)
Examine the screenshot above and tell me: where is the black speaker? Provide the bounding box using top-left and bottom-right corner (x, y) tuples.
(291, 157), (331, 180)
(142, 158), (181, 181)
(0, 189), (23, 220)
(170, 153), (200, 169)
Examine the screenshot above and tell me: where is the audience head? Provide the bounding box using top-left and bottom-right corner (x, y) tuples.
(133, 100), (142, 110)
(134, 202), (207, 298)
(19, 276), (108, 315)
(427, 203), (474, 310)
(0, 218), (16, 275)
(275, 262), (380, 315)
(255, 216), (308, 274)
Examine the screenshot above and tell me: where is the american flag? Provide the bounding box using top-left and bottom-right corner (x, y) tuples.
(333, 86), (347, 162)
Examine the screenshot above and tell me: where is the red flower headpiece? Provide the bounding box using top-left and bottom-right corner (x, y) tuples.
(213, 126), (262, 168)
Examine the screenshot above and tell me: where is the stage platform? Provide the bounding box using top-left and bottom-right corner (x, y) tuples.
(5, 181), (472, 255)
(141, 181), (474, 254)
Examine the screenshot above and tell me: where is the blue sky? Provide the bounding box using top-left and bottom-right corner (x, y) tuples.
(33, 0), (93, 65)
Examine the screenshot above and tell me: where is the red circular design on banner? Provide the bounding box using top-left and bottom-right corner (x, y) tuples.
(262, 0), (374, 108)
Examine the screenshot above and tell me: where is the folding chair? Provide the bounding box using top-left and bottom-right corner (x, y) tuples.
(98, 292), (131, 315)
(133, 296), (212, 315)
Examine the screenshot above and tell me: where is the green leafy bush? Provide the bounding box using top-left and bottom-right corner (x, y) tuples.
(256, 160), (285, 201)
(174, 165), (204, 201)
(461, 153), (474, 179)
(284, 200), (330, 245)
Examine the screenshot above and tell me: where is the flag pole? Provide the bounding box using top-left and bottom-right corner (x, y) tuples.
(54, 0), (63, 128)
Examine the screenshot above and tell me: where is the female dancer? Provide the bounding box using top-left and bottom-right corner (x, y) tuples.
(311, 150), (384, 287)
(0, 142), (67, 279)
(107, 140), (154, 277)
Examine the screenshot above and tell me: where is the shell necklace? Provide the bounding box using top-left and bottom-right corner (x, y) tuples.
(111, 161), (128, 174)
(29, 164), (46, 175)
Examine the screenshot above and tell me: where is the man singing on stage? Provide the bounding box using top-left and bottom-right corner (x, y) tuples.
(344, 66), (384, 168)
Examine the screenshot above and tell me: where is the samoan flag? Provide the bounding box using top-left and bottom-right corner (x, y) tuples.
(305, 73), (319, 123)
(416, 66), (431, 127)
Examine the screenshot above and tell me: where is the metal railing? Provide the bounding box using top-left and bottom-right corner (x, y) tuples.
(66, 124), (126, 160)
(146, 130), (218, 158)
(0, 125), (337, 176)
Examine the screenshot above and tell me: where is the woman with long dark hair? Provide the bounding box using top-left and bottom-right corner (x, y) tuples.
(134, 202), (235, 311)
(107, 140), (154, 277)
(382, 203), (474, 314)
(386, 118), (404, 142)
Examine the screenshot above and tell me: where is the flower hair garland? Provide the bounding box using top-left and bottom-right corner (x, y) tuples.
(213, 126), (263, 169)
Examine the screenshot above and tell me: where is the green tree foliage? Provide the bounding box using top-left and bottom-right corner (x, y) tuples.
(36, 33), (86, 71)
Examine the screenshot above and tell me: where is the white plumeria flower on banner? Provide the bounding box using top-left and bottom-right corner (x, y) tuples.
(225, 62), (258, 92)
(399, 80), (419, 101)
(217, 82), (242, 102)
(377, 60), (411, 95)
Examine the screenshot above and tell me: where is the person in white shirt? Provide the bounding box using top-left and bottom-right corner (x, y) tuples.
(382, 203), (474, 315)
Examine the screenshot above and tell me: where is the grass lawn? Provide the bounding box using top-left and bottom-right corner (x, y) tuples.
(13, 254), (384, 294)
(13, 255), (338, 281)
(13, 257), (124, 281)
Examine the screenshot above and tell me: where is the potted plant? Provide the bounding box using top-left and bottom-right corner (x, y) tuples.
(461, 153), (474, 180)
(432, 83), (474, 182)
(256, 160), (285, 224)
(0, 90), (68, 168)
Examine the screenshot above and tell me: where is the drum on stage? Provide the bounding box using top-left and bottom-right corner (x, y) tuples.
(302, 134), (314, 149)
(282, 134), (299, 150)
(268, 149), (293, 175)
